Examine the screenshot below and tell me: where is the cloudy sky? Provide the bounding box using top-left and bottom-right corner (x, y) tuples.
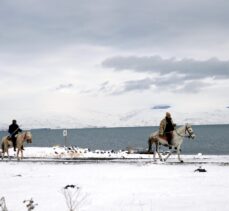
(1, 0), (229, 127)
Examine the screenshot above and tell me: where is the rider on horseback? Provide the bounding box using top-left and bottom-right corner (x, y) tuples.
(159, 112), (176, 148)
(8, 119), (22, 151)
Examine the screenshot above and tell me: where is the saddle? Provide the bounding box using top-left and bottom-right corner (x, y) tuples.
(158, 133), (174, 147)
(159, 134), (174, 142)
(158, 135), (168, 141)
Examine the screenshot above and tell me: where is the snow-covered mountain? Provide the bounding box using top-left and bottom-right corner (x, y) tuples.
(1, 108), (229, 130)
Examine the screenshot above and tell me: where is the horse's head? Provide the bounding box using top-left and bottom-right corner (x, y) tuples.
(25, 131), (32, 143)
(185, 124), (195, 139)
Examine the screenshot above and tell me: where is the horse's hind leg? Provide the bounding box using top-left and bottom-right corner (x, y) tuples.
(1, 143), (4, 160)
(151, 143), (156, 161)
(156, 143), (163, 162)
(7, 149), (11, 160)
(153, 145), (156, 161)
(1, 150), (5, 160)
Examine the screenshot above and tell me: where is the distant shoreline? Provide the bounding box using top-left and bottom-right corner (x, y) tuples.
(0, 123), (228, 131)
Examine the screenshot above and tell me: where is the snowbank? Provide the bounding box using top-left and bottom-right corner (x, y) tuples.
(2, 146), (229, 164)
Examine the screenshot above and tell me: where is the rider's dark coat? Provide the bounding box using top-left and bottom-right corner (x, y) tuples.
(159, 117), (175, 136)
(8, 123), (22, 138)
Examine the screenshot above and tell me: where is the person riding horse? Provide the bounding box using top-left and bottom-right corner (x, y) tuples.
(159, 112), (176, 148)
(8, 120), (22, 151)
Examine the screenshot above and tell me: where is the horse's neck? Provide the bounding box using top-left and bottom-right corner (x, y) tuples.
(17, 132), (25, 139)
(175, 126), (186, 136)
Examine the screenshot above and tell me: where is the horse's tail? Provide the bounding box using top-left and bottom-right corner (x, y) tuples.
(148, 135), (154, 152)
(148, 134), (159, 152)
(1, 141), (4, 153)
(148, 134), (157, 144)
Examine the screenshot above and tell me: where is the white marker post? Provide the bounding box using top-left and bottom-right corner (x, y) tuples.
(63, 129), (68, 146)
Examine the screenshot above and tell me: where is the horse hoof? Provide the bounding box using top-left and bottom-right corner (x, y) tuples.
(180, 160), (184, 163)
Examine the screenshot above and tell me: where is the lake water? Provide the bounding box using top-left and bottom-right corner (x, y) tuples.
(1, 125), (228, 155)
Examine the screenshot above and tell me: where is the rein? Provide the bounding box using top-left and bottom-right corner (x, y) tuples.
(23, 132), (27, 140)
(18, 132), (27, 142)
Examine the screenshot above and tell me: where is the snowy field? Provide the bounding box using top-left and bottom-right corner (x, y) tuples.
(1, 147), (229, 211)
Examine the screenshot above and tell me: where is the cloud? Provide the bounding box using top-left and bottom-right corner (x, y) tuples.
(55, 83), (73, 91)
(102, 56), (229, 79)
(97, 74), (213, 95)
(176, 80), (212, 93)
(152, 105), (171, 110)
(98, 81), (111, 92)
(1, 0), (229, 56)
(114, 78), (153, 94)
(100, 55), (229, 93)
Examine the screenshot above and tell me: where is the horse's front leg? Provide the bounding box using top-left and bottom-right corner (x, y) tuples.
(164, 151), (172, 161)
(177, 145), (183, 163)
(21, 150), (24, 160)
(17, 149), (20, 161)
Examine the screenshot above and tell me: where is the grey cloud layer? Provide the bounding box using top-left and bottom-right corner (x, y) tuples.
(96, 75), (210, 95)
(100, 56), (227, 93)
(1, 0), (229, 54)
(102, 56), (229, 79)
(1, 0), (229, 95)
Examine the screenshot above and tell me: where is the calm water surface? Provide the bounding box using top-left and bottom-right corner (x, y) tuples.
(0, 125), (228, 155)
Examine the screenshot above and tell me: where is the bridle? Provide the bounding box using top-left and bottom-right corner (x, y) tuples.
(185, 125), (195, 138)
(23, 131), (32, 143)
(175, 125), (194, 138)
(23, 132), (27, 140)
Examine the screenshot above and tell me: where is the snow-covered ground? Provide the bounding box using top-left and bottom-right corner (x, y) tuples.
(1, 147), (229, 211)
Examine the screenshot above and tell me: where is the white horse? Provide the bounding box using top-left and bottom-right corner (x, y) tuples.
(1, 131), (32, 160)
(148, 124), (195, 162)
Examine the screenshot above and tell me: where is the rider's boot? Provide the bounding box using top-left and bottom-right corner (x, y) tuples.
(168, 140), (172, 149)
